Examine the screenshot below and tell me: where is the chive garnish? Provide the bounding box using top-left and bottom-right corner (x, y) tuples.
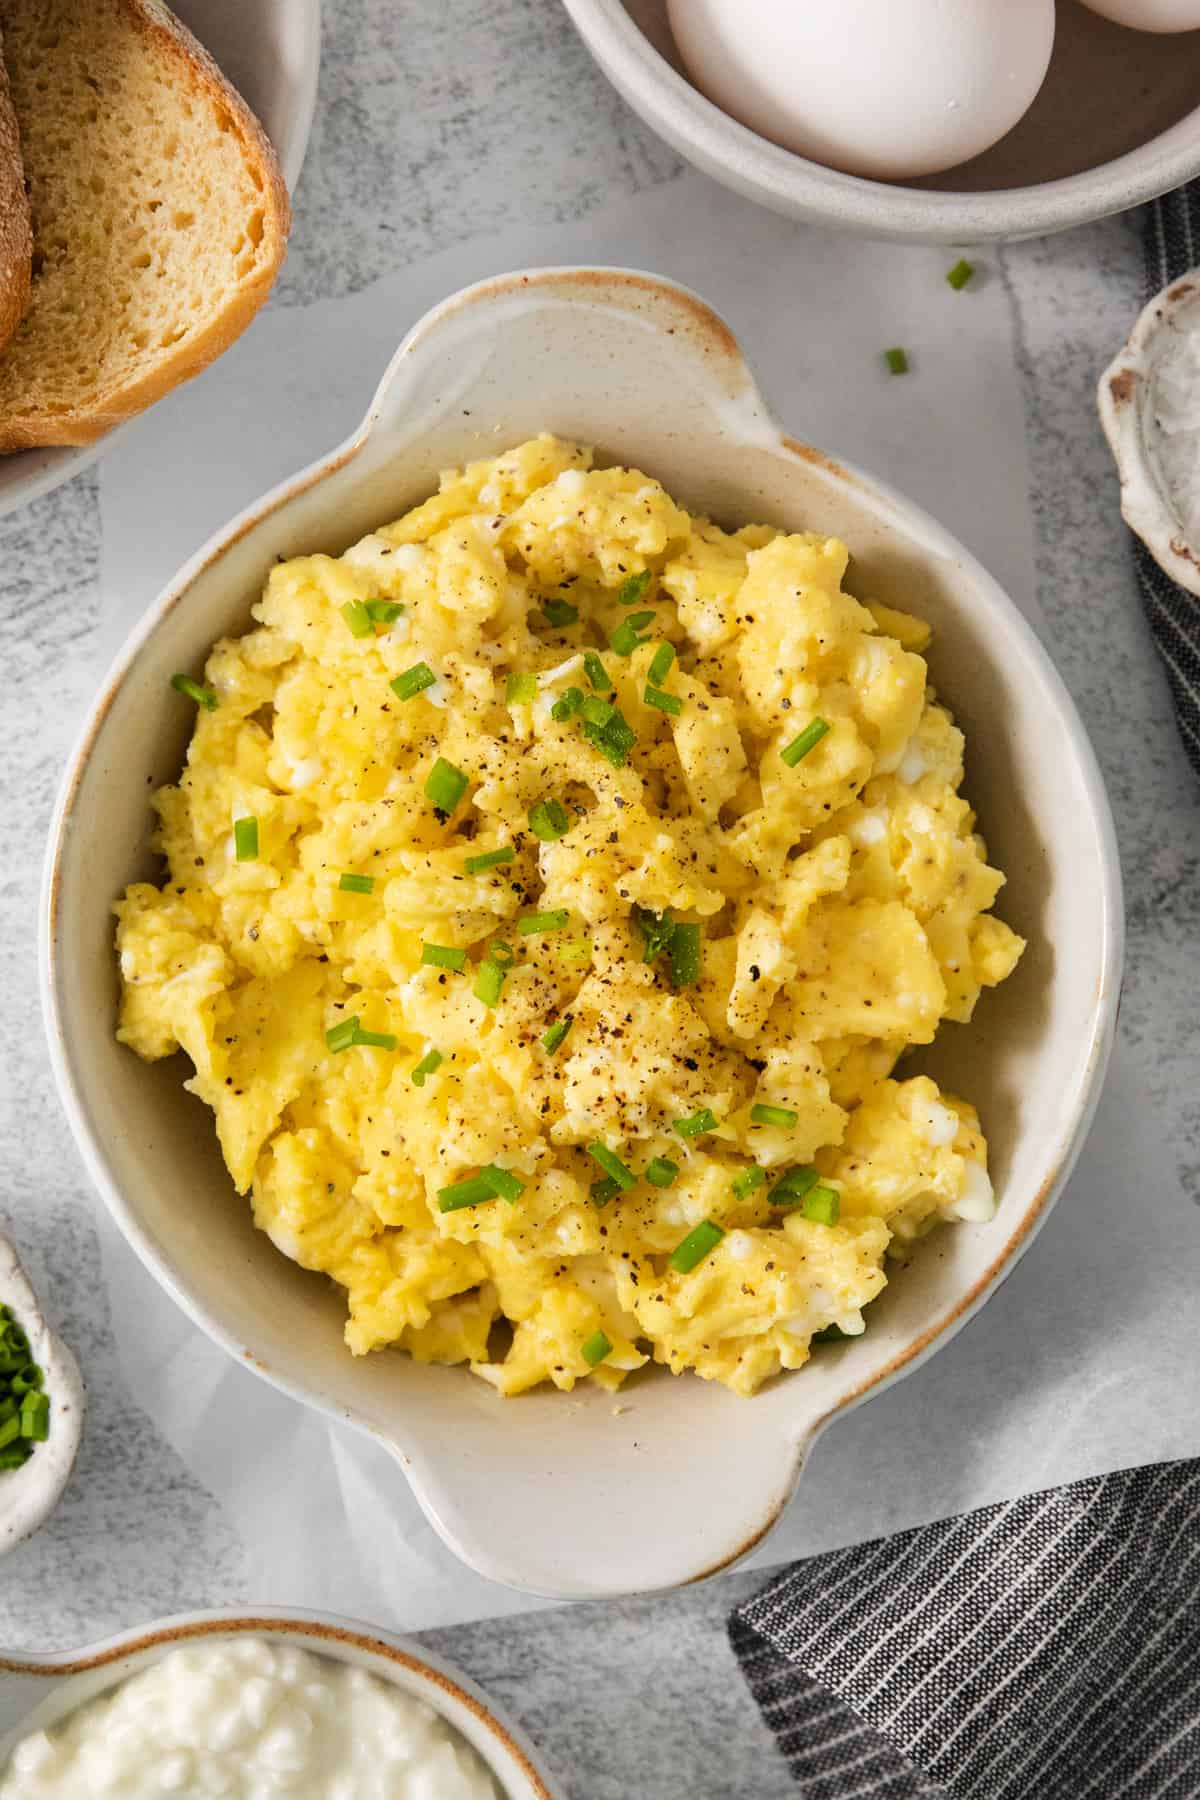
(769, 1165), (820, 1209)
(802, 1184), (841, 1225)
(582, 1329), (612, 1367)
(669, 922), (701, 987)
(583, 706), (637, 768)
(518, 909), (570, 936)
(731, 1166), (767, 1197)
(581, 694), (615, 729)
(751, 1104), (798, 1129)
(233, 817), (259, 862)
(947, 258), (974, 290)
(610, 610), (655, 656)
(884, 346), (909, 375)
(425, 757), (468, 814)
(480, 1163), (526, 1203)
(438, 1175), (498, 1213)
(488, 939), (515, 967)
(552, 687), (584, 722)
(669, 1219), (725, 1274)
(529, 798), (571, 841)
(391, 662), (437, 700)
(342, 600), (373, 638)
(541, 1015), (574, 1054)
(474, 959), (506, 1007)
(674, 1108), (717, 1139)
(366, 599), (405, 623)
(644, 685), (682, 717)
(354, 1027), (397, 1050)
(635, 907), (675, 965)
(506, 672), (538, 704)
(645, 1156), (679, 1189)
(465, 846), (514, 874)
(781, 718), (830, 767)
(170, 673), (218, 710)
(422, 943), (467, 973)
(412, 1048), (443, 1086)
(590, 1177), (620, 1208)
(583, 651), (614, 694)
(587, 1142), (636, 1191)
(647, 642), (675, 685)
(338, 872), (375, 894)
(617, 570), (652, 606)
(0, 1304), (47, 1468)
(326, 1016), (360, 1054)
(541, 598), (579, 628)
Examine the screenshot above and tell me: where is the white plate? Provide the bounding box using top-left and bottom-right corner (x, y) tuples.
(0, 0), (321, 521)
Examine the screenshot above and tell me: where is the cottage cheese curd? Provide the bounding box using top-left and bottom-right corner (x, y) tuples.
(0, 1637), (500, 1799)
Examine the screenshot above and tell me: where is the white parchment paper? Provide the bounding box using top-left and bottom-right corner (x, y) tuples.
(94, 171), (1200, 1631)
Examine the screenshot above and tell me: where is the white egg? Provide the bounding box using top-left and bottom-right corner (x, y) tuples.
(666, 0), (1056, 180)
(1077, 0), (1200, 27)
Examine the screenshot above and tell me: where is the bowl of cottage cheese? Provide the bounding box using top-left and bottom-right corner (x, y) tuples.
(0, 1613), (559, 1799)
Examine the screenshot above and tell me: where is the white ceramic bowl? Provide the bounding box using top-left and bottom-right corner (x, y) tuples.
(0, 1233), (84, 1561)
(562, 0), (1200, 243)
(42, 268), (1122, 1599)
(0, 1609), (560, 1798)
(0, 0), (321, 521)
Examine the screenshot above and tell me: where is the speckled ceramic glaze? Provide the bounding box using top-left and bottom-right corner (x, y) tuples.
(0, 1609), (560, 1798)
(42, 269), (1122, 1598)
(0, 1233), (84, 1561)
(1099, 267), (1200, 599)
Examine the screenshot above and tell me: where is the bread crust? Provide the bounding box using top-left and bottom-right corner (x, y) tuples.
(0, 0), (290, 451)
(0, 29), (31, 360)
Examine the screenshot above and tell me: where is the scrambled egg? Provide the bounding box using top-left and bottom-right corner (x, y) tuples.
(115, 436), (1024, 1398)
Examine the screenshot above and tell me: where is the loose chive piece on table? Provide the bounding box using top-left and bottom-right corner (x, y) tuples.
(341, 600), (374, 638)
(552, 686), (584, 722)
(411, 1048), (443, 1086)
(438, 1175), (499, 1213)
(529, 798), (571, 841)
(506, 671), (538, 705)
(541, 1014), (573, 1055)
(884, 346), (910, 376)
(647, 642), (675, 686)
(669, 1219), (725, 1274)
(366, 599), (405, 624)
(518, 909), (570, 936)
(610, 610), (656, 656)
(645, 1156), (679, 1189)
(769, 1165), (820, 1209)
(424, 757), (468, 814)
(473, 958), (506, 1008)
(233, 817), (259, 862)
(731, 1165), (767, 1198)
(339, 872), (375, 895)
(170, 673), (218, 710)
(326, 1016), (361, 1054)
(391, 662), (437, 701)
(480, 1163), (526, 1203)
(751, 1103), (798, 1129)
(590, 1177), (620, 1208)
(541, 598), (579, 628)
(583, 650), (614, 694)
(802, 1184), (841, 1226)
(422, 943), (468, 973)
(669, 922), (701, 988)
(946, 258), (974, 290)
(465, 845), (514, 874)
(617, 570), (652, 606)
(644, 685), (682, 717)
(587, 1142), (636, 1191)
(582, 1329), (612, 1367)
(781, 717), (830, 768)
(674, 1107), (717, 1140)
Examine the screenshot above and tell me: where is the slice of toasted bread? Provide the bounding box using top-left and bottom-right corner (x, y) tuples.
(0, 32), (31, 358)
(0, 0), (289, 451)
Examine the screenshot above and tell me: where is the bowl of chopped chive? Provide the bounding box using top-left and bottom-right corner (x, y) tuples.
(42, 268), (1119, 1599)
(0, 1232), (84, 1559)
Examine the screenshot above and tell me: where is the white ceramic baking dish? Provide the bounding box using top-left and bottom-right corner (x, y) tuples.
(41, 268), (1122, 1598)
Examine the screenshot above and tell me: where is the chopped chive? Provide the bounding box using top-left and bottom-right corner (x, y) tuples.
(647, 642), (675, 685)
(474, 959), (506, 1008)
(947, 258), (974, 291)
(233, 817), (259, 862)
(0, 1416), (19, 1452)
(674, 1107), (717, 1139)
(326, 1016), (360, 1054)
(802, 1184), (841, 1225)
(583, 706), (637, 768)
(338, 872), (375, 895)
(481, 1163), (526, 1203)
(645, 1156), (679, 1189)
(732, 1165), (767, 1197)
(669, 922), (701, 988)
(610, 610), (656, 656)
(583, 651), (614, 694)
(582, 1329), (612, 1367)
(353, 1027), (397, 1051)
(769, 1165), (820, 1209)
(0, 1447), (29, 1469)
(529, 798), (571, 841)
(635, 907), (676, 965)
(438, 1175), (498, 1213)
(422, 943), (468, 973)
(540, 598), (579, 628)
(669, 1219), (725, 1274)
(812, 1323), (847, 1344)
(412, 1048), (443, 1086)
(342, 600), (373, 638)
(465, 846), (514, 874)
(557, 938), (592, 963)
(391, 662), (437, 700)
(506, 672), (538, 705)
(617, 570), (652, 606)
(587, 1142), (636, 1191)
(425, 756), (468, 814)
(170, 673), (218, 710)
(518, 909), (570, 936)
(590, 1177), (620, 1208)
(781, 718), (830, 768)
(552, 686), (584, 722)
(644, 685), (682, 717)
(884, 346), (909, 376)
(581, 694), (615, 729)
(541, 1015), (574, 1055)
(488, 939), (515, 968)
(751, 1103), (798, 1129)
(366, 599), (405, 623)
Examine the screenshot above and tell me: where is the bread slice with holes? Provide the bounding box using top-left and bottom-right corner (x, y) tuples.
(0, 0), (289, 451)
(0, 31), (31, 359)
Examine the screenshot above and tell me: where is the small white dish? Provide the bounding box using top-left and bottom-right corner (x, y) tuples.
(0, 0), (321, 522)
(42, 268), (1122, 1599)
(0, 1233), (84, 1561)
(0, 1609), (559, 1798)
(1098, 267), (1200, 599)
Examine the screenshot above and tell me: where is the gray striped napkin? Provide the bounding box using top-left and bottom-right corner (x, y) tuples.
(1137, 185), (1200, 779)
(730, 1459), (1200, 1798)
